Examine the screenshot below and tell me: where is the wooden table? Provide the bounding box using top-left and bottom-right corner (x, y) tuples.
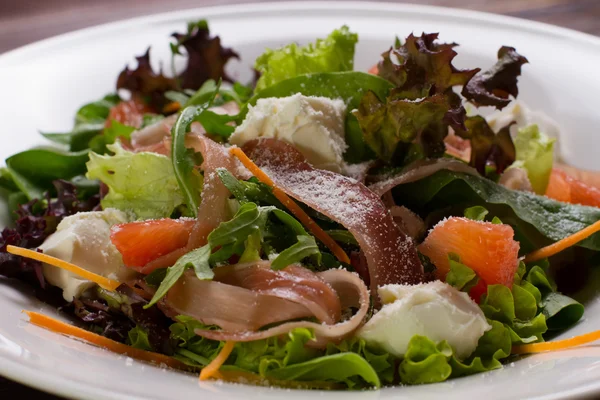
(1, 0), (599, 398)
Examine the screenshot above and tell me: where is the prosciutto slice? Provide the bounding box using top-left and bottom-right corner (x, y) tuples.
(241, 139), (424, 294)
(162, 262), (369, 346)
(368, 158), (478, 197)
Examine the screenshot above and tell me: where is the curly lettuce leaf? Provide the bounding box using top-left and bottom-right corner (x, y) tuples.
(353, 92), (450, 162)
(454, 116), (516, 175)
(445, 254), (479, 292)
(510, 124), (555, 194)
(462, 46), (528, 110)
(85, 142), (184, 219)
(254, 26), (358, 91)
(378, 33), (478, 99)
(127, 326), (153, 351)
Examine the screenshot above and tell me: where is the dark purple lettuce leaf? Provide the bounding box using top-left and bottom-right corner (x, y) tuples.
(171, 19), (240, 89)
(116, 49), (178, 111)
(117, 20), (239, 111)
(0, 180), (100, 287)
(454, 116), (516, 174)
(462, 46), (528, 110)
(378, 33), (479, 99)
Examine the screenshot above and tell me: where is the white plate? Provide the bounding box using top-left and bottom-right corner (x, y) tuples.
(2, 2), (600, 399)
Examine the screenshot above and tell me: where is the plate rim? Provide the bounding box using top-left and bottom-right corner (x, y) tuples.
(1, 1), (600, 399)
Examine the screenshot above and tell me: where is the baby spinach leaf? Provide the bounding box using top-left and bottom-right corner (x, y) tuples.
(393, 170), (600, 251)
(541, 292), (584, 331)
(6, 149), (89, 199)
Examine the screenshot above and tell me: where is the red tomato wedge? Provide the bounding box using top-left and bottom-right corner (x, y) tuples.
(368, 64), (379, 75)
(105, 98), (152, 129)
(546, 169), (600, 208)
(111, 219), (195, 272)
(418, 217), (520, 301)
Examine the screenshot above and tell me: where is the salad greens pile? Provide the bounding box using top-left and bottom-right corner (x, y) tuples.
(0, 19), (596, 391)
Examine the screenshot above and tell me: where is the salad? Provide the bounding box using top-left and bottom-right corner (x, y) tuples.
(2, 20), (600, 390)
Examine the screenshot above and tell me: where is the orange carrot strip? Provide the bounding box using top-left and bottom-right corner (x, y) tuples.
(199, 341), (235, 381)
(229, 147), (351, 264)
(163, 101), (181, 114)
(524, 219), (600, 263)
(512, 330), (600, 354)
(8, 245), (120, 291)
(24, 311), (187, 370)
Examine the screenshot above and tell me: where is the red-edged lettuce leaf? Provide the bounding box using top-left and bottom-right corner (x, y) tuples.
(462, 46), (528, 110)
(454, 116), (516, 175)
(171, 19), (239, 89)
(377, 33), (479, 99)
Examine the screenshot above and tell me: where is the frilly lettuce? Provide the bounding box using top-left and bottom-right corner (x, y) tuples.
(254, 26), (358, 91)
(510, 124), (555, 194)
(85, 141), (184, 219)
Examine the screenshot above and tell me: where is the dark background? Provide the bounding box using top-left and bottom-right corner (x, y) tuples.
(1, 0), (599, 398)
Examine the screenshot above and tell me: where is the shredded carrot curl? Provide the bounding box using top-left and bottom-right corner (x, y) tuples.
(512, 330), (600, 354)
(525, 219), (600, 263)
(199, 341), (236, 381)
(8, 245), (121, 291)
(229, 147), (350, 264)
(24, 311), (187, 369)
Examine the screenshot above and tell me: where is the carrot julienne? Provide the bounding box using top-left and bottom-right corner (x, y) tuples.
(229, 147), (351, 264)
(163, 101), (181, 114)
(24, 311), (187, 370)
(199, 341), (236, 381)
(7, 245), (121, 291)
(512, 330), (600, 354)
(524, 219), (600, 263)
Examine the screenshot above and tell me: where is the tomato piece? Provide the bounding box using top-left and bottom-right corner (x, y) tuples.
(418, 217), (520, 298)
(368, 64), (379, 75)
(105, 98), (152, 129)
(111, 219), (195, 271)
(546, 168), (600, 208)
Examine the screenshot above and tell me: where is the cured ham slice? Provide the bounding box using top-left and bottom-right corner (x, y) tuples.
(241, 139), (424, 293)
(162, 262), (369, 346)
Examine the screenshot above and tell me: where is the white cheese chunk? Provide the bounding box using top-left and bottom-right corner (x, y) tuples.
(39, 208), (135, 301)
(357, 281), (490, 359)
(229, 94), (347, 172)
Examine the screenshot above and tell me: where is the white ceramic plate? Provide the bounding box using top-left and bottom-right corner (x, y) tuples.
(2, 2), (600, 399)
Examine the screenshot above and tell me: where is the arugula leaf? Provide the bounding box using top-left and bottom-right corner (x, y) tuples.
(244, 71), (393, 163)
(271, 235), (321, 270)
(239, 231), (262, 263)
(144, 268), (168, 287)
(254, 26), (358, 91)
(208, 202), (267, 247)
(86, 142), (184, 219)
(6, 149), (89, 199)
(146, 244), (211, 308)
(462, 46), (528, 110)
(127, 326), (153, 351)
(171, 85), (219, 216)
(216, 168), (282, 207)
(195, 110), (236, 138)
(103, 121), (136, 144)
(393, 170), (600, 252)
(510, 124), (555, 194)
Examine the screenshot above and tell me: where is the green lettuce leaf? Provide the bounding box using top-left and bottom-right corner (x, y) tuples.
(326, 337), (396, 384)
(510, 124), (555, 194)
(86, 142), (184, 219)
(445, 254), (479, 292)
(127, 326), (153, 351)
(254, 26), (358, 91)
(399, 336), (453, 384)
(464, 205), (489, 221)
